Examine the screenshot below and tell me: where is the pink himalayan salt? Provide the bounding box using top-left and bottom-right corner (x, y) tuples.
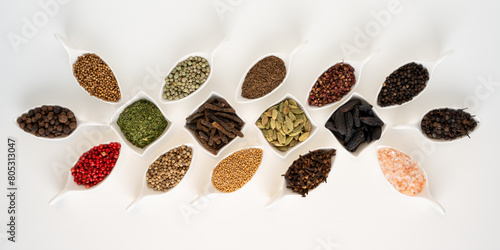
(377, 147), (426, 196)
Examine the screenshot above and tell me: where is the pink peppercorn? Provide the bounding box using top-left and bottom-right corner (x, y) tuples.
(71, 142), (121, 188)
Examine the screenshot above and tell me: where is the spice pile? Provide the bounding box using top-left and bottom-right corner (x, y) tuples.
(256, 99), (311, 152)
(377, 147), (426, 196)
(325, 98), (383, 152)
(241, 56), (286, 99)
(117, 99), (168, 149)
(17, 105), (77, 138)
(73, 53), (121, 102)
(308, 63), (356, 107)
(162, 56), (210, 101)
(211, 148), (263, 193)
(71, 142), (121, 188)
(421, 108), (477, 140)
(377, 62), (429, 107)
(186, 97), (244, 155)
(146, 145), (192, 192)
(284, 149), (336, 197)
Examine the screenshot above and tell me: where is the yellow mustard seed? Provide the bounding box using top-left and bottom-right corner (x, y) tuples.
(211, 148), (263, 193)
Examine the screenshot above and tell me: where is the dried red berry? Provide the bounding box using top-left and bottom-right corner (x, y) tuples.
(308, 63), (356, 107)
(72, 142), (121, 188)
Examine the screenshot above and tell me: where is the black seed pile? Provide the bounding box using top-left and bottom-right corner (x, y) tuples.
(284, 149), (336, 197)
(325, 98), (384, 152)
(377, 62), (429, 107)
(421, 108), (477, 140)
(16, 105), (77, 138)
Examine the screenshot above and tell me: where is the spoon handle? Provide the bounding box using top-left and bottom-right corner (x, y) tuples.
(289, 40), (308, 59)
(48, 189), (70, 206)
(211, 38), (230, 58)
(434, 49), (454, 65)
(426, 196), (446, 215)
(427, 49), (454, 72)
(392, 124), (419, 130)
(189, 186), (219, 205)
(265, 189), (285, 208)
(126, 197), (143, 211)
(266, 181), (290, 208)
(54, 33), (74, 52)
(361, 49), (380, 64)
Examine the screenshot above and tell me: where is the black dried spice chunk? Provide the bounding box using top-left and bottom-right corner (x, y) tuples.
(359, 116), (384, 126)
(346, 130), (364, 152)
(186, 97), (244, 155)
(377, 62), (430, 107)
(340, 99), (360, 113)
(325, 98), (384, 152)
(420, 108), (477, 140)
(283, 149), (336, 197)
(353, 107), (360, 128)
(345, 112), (354, 136)
(333, 110), (347, 135)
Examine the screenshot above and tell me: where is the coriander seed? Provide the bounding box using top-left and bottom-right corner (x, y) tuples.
(73, 53), (121, 102)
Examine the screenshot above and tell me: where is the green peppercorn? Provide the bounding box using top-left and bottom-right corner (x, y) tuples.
(162, 56), (210, 101)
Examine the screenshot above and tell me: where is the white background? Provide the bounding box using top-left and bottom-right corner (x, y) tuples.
(1, 0), (500, 249)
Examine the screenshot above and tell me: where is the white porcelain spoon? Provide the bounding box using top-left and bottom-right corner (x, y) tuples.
(306, 50), (379, 111)
(235, 40), (308, 103)
(127, 144), (195, 211)
(190, 147), (264, 205)
(265, 177), (299, 208)
(49, 141), (123, 205)
(159, 39), (229, 104)
(376, 146), (444, 214)
(54, 33), (123, 105)
(375, 50), (454, 109)
(392, 106), (480, 143)
(266, 147), (336, 207)
(14, 104), (102, 141)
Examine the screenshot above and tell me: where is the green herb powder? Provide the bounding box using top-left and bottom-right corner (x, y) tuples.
(117, 99), (168, 149)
